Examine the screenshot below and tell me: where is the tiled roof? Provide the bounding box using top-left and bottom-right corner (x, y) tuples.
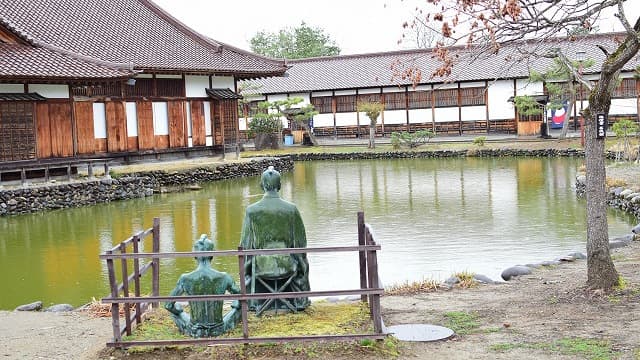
(0, 0), (287, 77)
(206, 88), (243, 100)
(0, 93), (46, 101)
(0, 43), (134, 80)
(248, 33), (640, 94)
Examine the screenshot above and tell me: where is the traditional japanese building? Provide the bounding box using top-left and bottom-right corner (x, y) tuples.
(0, 0), (287, 166)
(242, 32), (640, 139)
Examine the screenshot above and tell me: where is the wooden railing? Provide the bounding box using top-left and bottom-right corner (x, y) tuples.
(100, 212), (384, 348)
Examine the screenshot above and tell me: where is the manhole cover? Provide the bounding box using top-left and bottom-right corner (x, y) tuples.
(385, 324), (454, 342)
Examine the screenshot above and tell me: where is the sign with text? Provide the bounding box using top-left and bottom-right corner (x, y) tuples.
(596, 113), (607, 139)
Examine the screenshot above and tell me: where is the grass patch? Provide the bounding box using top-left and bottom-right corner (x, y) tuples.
(452, 270), (477, 289)
(115, 301), (401, 358)
(491, 338), (620, 360)
(385, 278), (443, 295)
(443, 311), (480, 335)
(606, 177), (628, 188)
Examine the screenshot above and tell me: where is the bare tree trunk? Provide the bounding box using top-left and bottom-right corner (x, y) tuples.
(560, 82), (576, 139)
(298, 120), (319, 146)
(583, 85), (619, 289)
(369, 125), (375, 149)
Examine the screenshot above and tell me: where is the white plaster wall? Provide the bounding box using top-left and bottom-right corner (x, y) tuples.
(408, 109), (432, 123)
(93, 103), (107, 138)
(185, 101), (192, 138)
(312, 91), (332, 97)
(434, 107), (459, 122)
(414, 85), (431, 91)
(212, 76), (235, 90)
(28, 84), (69, 98)
(460, 81), (485, 88)
(152, 102), (169, 135)
(358, 88), (381, 94)
(203, 101), (212, 136)
(0, 84), (24, 93)
(610, 98), (637, 115)
(515, 79), (543, 95)
(382, 86), (405, 93)
(488, 80), (515, 120)
(382, 110), (407, 124)
(239, 117), (247, 131)
(335, 112), (357, 126)
(267, 94), (288, 102)
(135, 74), (153, 79)
(461, 106), (486, 121)
(433, 83), (458, 90)
(289, 93), (311, 104)
(185, 75), (209, 98)
(313, 113), (334, 127)
(335, 89), (356, 96)
(125, 102), (138, 137)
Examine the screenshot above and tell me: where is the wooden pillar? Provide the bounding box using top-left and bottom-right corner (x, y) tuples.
(431, 85), (436, 132)
(405, 86), (410, 132)
(457, 83), (462, 135)
(238, 246), (249, 339)
(485, 80), (490, 133)
(151, 217), (160, 309)
(357, 212), (368, 303)
(355, 89), (360, 137)
(332, 91), (337, 139)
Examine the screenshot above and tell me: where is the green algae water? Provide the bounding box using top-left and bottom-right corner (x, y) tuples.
(0, 157), (635, 309)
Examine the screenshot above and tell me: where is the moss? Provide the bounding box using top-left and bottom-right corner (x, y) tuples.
(444, 311), (481, 335)
(491, 338), (620, 359)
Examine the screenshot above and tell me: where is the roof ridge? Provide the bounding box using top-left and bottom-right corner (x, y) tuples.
(31, 40), (136, 74)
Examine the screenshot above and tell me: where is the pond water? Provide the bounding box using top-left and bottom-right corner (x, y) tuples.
(0, 157), (635, 310)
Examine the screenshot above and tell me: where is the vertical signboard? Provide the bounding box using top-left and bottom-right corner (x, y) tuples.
(596, 113), (607, 139)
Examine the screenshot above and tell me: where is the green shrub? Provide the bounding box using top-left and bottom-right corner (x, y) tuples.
(390, 130), (435, 149)
(473, 136), (487, 147)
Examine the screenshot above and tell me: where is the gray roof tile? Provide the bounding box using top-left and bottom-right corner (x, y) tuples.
(0, 0), (287, 77)
(249, 33), (640, 94)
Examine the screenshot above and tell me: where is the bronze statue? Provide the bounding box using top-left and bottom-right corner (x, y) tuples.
(240, 166), (310, 314)
(165, 234), (240, 337)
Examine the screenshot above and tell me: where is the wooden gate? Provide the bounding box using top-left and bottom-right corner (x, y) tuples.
(0, 102), (36, 161)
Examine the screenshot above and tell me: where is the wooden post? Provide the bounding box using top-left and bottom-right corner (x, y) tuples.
(87, 161), (93, 178)
(238, 246), (249, 340)
(106, 250), (122, 343)
(66, 164), (71, 181)
(132, 234), (142, 325)
(357, 212), (368, 303)
(152, 217), (160, 308)
(119, 243), (132, 336)
(20, 168), (26, 185)
(366, 231), (383, 334)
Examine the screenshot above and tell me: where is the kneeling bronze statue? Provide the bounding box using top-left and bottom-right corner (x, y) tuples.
(165, 234), (240, 337)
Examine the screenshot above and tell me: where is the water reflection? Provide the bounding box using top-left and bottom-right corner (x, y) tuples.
(0, 157), (635, 309)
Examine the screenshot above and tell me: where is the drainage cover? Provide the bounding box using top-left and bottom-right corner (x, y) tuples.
(385, 324), (454, 342)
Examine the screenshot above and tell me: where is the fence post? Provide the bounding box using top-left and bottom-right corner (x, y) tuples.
(132, 234), (142, 325)
(365, 229), (383, 334)
(238, 246), (249, 340)
(106, 250), (121, 343)
(119, 243), (132, 336)
(152, 217), (160, 308)
(357, 211), (368, 303)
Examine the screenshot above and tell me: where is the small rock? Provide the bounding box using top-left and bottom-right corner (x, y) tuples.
(540, 260), (561, 266)
(15, 301), (42, 311)
(632, 223), (640, 234)
(7, 198), (17, 206)
(566, 252), (586, 260)
(444, 276), (460, 286)
(501, 266), (532, 281)
(473, 274), (494, 284)
(44, 304), (75, 312)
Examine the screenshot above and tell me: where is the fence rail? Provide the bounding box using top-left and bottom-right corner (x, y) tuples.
(101, 212), (384, 348)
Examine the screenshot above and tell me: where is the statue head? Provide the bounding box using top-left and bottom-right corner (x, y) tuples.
(194, 234), (215, 261)
(260, 166), (281, 192)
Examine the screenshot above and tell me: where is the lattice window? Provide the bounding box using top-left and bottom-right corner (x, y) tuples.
(0, 102), (36, 161)
(335, 95), (356, 113)
(125, 79), (154, 97)
(460, 87), (486, 106)
(383, 92), (406, 110)
(434, 88), (458, 107)
(358, 93), (381, 104)
(613, 78), (636, 99)
(156, 78), (184, 97)
(124, 78), (185, 97)
(311, 96), (332, 113)
(71, 83), (122, 97)
(407, 90), (432, 109)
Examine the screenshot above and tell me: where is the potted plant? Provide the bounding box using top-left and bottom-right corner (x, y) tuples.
(248, 101), (284, 150)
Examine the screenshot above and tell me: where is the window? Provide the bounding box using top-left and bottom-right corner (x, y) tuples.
(0, 102), (36, 161)
(460, 87), (486, 106)
(124, 78), (185, 97)
(434, 88), (458, 107)
(358, 93), (381, 104)
(613, 78), (636, 99)
(335, 95), (356, 112)
(383, 92), (406, 110)
(71, 83), (121, 97)
(311, 96), (332, 113)
(407, 91), (432, 109)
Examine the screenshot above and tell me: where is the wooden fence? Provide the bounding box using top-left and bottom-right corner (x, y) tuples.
(100, 212), (384, 348)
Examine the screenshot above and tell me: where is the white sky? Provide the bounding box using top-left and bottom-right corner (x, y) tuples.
(152, 0), (640, 55)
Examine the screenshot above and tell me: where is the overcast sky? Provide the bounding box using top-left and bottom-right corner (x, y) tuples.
(152, 0), (640, 55)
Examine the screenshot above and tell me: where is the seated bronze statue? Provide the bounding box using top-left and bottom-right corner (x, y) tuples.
(240, 166), (311, 314)
(165, 234), (240, 337)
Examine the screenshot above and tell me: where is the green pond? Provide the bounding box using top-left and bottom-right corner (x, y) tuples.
(0, 157), (636, 310)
